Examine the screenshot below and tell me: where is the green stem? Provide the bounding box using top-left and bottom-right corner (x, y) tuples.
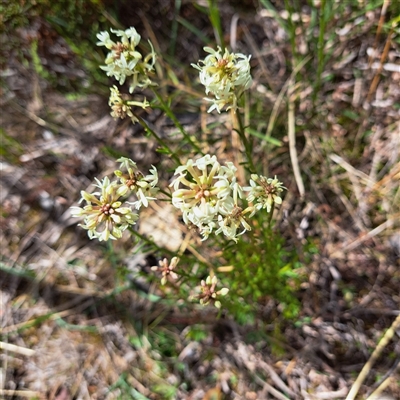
(313, 0), (327, 103)
(152, 89), (203, 154)
(283, 0), (297, 63)
(267, 202), (275, 228)
(157, 188), (172, 199)
(129, 227), (176, 256)
(136, 116), (181, 165)
(235, 110), (256, 174)
(207, 0), (225, 50)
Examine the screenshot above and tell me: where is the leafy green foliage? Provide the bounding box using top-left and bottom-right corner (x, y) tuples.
(0, 128), (24, 163)
(221, 220), (301, 323)
(1, 0), (108, 91)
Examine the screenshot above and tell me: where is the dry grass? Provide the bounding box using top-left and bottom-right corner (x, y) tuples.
(1, 1), (399, 399)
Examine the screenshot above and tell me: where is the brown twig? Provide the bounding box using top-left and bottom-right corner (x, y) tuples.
(367, 26), (394, 103)
(368, 0), (390, 67)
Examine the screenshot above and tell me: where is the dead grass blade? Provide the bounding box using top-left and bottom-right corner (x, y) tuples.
(288, 84), (305, 199)
(366, 375), (398, 400)
(331, 215), (398, 257)
(367, 26), (394, 103)
(265, 56), (311, 140)
(368, 0), (390, 68)
(0, 389), (42, 398)
(0, 341), (35, 356)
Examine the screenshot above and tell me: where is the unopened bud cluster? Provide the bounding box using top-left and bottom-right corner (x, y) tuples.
(198, 275), (229, 309)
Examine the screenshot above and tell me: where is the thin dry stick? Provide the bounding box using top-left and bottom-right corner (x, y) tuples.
(367, 26), (394, 103)
(0, 341), (35, 356)
(253, 374), (289, 400)
(230, 13), (239, 51)
(368, 0), (390, 67)
(366, 376), (397, 400)
(329, 154), (374, 186)
(331, 215), (397, 256)
(310, 387), (348, 399)
(265, 56), (311, 140)
(258, 359), (295, 397)
(288, 86), (305, 199)
(345, 313), (400, 400)
(0, 390), (42, 398)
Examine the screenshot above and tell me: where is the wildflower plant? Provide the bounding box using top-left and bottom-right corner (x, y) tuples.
(71, 21), (300, 319)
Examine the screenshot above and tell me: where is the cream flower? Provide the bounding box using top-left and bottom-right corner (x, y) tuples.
(245, 175), (286, 213)
(171, 154), (251, 241)
(97, 27), (156, 93)
(215, 204), (254, 243)
(192, 46), (252, 113)
(70, 177), (138, 241)
(114, 157), (159, 209)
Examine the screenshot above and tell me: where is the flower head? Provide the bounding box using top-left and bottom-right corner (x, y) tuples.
(97, 27), (156, 93)
(170, 154), (244, 240)
(198, 275), (229, 309)
(70, 177), (138, 241)
(192, 46), (252, 113)
(245, 175), (286, 213)
(215, 204), (254, 243)
(151, 257), (179, 285)
(114, 157), (159, 209)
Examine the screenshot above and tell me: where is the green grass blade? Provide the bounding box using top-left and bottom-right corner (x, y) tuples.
(176, 15), (210, 44)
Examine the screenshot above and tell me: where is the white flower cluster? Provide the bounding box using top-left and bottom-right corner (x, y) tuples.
(97, 27), (156, 93)
(171, 155), (286, 242)
(114, 157), (159, 210)
(171, 154), (254, 242)
(71, 158), (159, 241)
(245, 174), (285, 213)
(70, 177), (138, 241)
(192, 46), (252, 113)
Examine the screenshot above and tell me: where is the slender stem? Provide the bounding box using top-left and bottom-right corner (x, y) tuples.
(313, 0), (327, 103)
(152, 89), (203, 154)
(128, 227), (176, 256)
(267, 203), (275, 228)
(207, 0), (225, 50)
(136, 116), (181, 165)
(157, 188), (172, 199)
(283, 0), (297, 63)
(235, 110), (256, 174)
